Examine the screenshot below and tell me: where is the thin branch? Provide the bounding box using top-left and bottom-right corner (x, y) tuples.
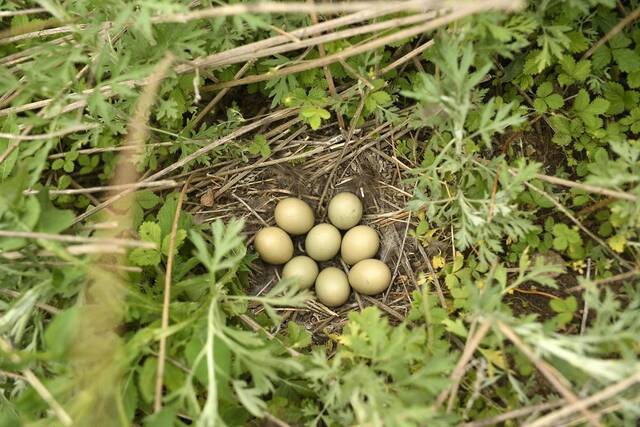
(567, 269), (640, 292)
(23, 180), (177, 195)
(154, 176), (192, 412)
(525, 371), (640, 427)
(184, 4), (424, 71)
(0, 24), (82, 45)
(582, 6), (640, 59)
(0, 288), (61, 314)
(152, 0), (441, 23)
(197, 12), (438, 74)
(0, 123), (98, 141)
(0, 8), (47, 17)
(70, 108), (298, 225)
(460, 400), (565, 427)
(497, 322), (603, 427)
(529, 172), (637, 202)
(379, 39), (434, 75)
(0, 230), (156, 249)
(0, 338), (72, 426)
(307, 0), (347, 133)
(436, 319), (492, 409)
(201, 0), (522, 91)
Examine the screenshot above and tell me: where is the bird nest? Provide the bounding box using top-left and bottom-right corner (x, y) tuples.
(186, 113), (450, 343)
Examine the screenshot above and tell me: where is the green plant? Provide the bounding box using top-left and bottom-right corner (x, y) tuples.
(2, 1), (640, 426)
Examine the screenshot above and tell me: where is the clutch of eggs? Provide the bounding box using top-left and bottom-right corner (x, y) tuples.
(253, 193), (391, 307)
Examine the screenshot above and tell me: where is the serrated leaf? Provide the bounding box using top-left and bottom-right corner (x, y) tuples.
(586, 98), (610, 115)
(307, 115), (321, 130)
(536, 81), (553, 97)
(442, 318), (467, 337)
(591, 45), (611, 70)
(233, 380), (266, 417)
(137, 190), (161, 209)
(139, 221), (161, 245)
(612, 48), (640, 73)
(546, 94), (564, 110)
(129, 248), (161, 266)
(161, 229), (186, 255)
(286, 322), (311, 348)
(573, 89), (590, 112)
(607, 234), (627, 253)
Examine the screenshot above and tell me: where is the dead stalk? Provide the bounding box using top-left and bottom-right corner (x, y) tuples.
(525, 371), (640, 427)
(154, 176), (192, 412)
(435, 319), (492, 410)
(497, 322), (604, 427)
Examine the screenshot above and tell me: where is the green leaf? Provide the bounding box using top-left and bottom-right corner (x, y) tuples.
(533, 98), (548, 113)
(139, 221), (161, 245)
(158, 195), (178, 237)
(603, 82), (639, 115)
(629, 71), (640, 88)
(549, 296), (577, 329)
(0, 120), (19, 179)
(138, 357), (157, 404)
(44, 307), (79, 357)
(137, 191), (161, 209)
(247, 134), (271, 158)
(286, 322), (312, 348)
(545, 94), (564, 110)
(586, 98), (611, 116)
(35, 190), (75, 234)
(558, 56), (591, 86)
(573, 89), (609, 129)
(143, 408), (176, 427)
(591, 45), (611, 70)
(299, 105), (330, 130)
(536, 81), (553, 97)
(51, 158), (65, 170)
(442, 318), (467, 338)
(573, 89), (590, 112)
(233, 381), (266, 417)
(129, 247), (161, 266)
(607, 234), (627, 253)
(621, 107), (640, 133)
(612, 48), (640, 73)
(161, 229), (187, 255)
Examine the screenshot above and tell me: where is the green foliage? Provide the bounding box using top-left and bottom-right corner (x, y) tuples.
(548, 296), (578, 330)
(2, 1), (640, 426)
(552, 223), (584, 259)
(304, 306), (455, 426)
(533, 81), (564, 113)
(285, 87), (332, 130)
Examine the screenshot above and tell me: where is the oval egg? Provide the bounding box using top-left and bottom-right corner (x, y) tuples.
(327, 192), (363, 230)
(282, 256), (318, 289)
(254, 226), (293, 265)
(315, 267), (350, 307)
(348, 259), (391, 295)
(341, 225), (380, 265)
(274, 197), (315, 235)
(305, 223), (341, 261)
